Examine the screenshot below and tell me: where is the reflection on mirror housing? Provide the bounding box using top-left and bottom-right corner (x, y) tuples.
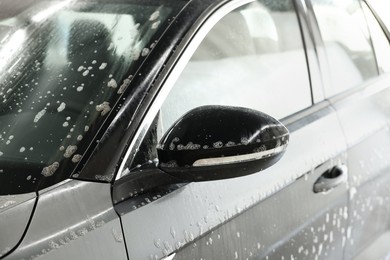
(157, 105), (289, 181)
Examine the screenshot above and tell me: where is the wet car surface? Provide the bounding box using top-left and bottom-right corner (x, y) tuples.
(0, 0), (390, 259)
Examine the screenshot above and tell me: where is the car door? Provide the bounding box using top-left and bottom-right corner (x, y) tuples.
(114, 0), (350, 259)
(310, 0), (390, 258)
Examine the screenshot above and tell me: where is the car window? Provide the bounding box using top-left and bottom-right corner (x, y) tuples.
(0, 0), (186, 194)
(127, 0), (312, 172)
(160, 0), (312, 130)
(311, 0), (378, 97)
(362, 2), (390, 73)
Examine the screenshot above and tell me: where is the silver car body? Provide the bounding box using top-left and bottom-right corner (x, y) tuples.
(1, 0), (390, 259)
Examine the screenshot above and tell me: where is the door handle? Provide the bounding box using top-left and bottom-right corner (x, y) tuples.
(313, 165), (348, 193)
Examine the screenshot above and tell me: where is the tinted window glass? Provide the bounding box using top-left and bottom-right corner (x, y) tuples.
(311, 0), (378, 96)
(362, 2), (390, 73)
(0, 1), (185, 194)
(128, 0), (312, 172)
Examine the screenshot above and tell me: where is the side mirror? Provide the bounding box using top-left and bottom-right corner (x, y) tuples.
(157, 105), (289, 181)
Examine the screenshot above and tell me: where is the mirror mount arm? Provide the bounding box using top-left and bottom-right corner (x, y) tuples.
(112, 168), (184, 205)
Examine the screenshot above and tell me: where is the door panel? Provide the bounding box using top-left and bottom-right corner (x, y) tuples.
(116, 106), (349, 259)
(330, 76), (390, 259)
(171, 156), (349, 260)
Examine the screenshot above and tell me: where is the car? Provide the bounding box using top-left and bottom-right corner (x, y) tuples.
(0, 0), (390, 259)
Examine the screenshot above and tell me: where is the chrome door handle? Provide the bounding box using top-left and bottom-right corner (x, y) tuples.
(313, 165), (348, 193)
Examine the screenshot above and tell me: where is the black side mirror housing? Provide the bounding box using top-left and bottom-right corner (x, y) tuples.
(157, 105), (289, 181)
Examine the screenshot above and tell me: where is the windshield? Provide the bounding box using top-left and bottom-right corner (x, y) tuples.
(0, 0), (185, 195)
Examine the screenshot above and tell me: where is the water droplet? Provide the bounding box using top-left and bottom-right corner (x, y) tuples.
(72, 154), (82, 163)
(107, 79), (117, 88)
(149, 10), (160, 21)
(34, 109), (46, 123)
(141, 48), (150, 56)
(117, 78), (131, 94)
(170, 226), (176, 238)
(153, 239), (161, 248)
(99, 62), (107, 70)
(41, 162), (59, 177)
(57, 102), (66, 112)
(96, 101), (111, 116)
(64, 145), (77, 158)
(112, 228), (123, 243)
